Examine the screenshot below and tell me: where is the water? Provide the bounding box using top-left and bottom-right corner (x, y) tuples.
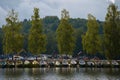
(0, 68), (120, 80)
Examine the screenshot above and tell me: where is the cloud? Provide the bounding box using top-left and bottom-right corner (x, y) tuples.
(0, 7), (7, 27)
(0, 0), (120, 27)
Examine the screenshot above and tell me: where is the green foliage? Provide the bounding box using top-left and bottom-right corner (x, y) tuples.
(43, 16), (59, 31)
(69, 18), (87, 29)
(2, 9), (24, 54)
(20, 16), (89, 55)
(82, 14), (101, 54)
(28, 8), (47, 54)
(46, 31), (57, 54)
(0, 8), (105, 56)
(56, 9), (76, 55)
(0, 28), (3, 54)
(74, 27), (84, 53)
(103, 4), (120, 59)
(22, 19), (31, 34)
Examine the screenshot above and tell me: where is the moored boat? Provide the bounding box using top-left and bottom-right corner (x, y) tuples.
(79, 60), (86, 67)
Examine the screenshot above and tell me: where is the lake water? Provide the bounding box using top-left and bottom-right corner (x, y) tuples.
(0, 68), (120, 80)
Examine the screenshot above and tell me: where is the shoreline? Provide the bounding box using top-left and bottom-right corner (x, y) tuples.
(0, 59), (120, 68)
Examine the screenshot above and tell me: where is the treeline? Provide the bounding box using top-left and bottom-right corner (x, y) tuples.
(21, 15), (103, 56)
(0, 3), (120, 60)
(21, 16), (89, 55)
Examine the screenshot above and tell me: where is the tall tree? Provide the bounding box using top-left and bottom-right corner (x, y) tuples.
(82, 14), (101, 54)
(2, 9), (23, 54)
(28, 8), (46, 54)
(103, 4), (120, 59)
(0, 28), (3, 54)
(56, 9), (76, 55)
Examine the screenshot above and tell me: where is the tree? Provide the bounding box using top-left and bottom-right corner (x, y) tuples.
(46, 31), (57, 55)
(28, 8), (46, 54)
(103, 4), (120, 59)
(56, 9), (76, 55)
(74, 27), (84, 54)
(2, 9), (23, 54)
(82, 14), (101, 54)
(0, 28), (3, 54)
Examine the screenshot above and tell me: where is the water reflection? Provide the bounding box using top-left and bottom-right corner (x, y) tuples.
(3, 68), (24, 80)
(0, 68), (120, 80)
(105, 68), (120, 80)
(56, 68), (76, 79)
(25, 68), (49, 80)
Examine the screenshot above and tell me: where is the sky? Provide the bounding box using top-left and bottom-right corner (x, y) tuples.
(0, 0), (120, 27)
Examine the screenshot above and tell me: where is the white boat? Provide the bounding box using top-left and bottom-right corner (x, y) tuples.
(24, 60), (30, 65)
(40, 60), (47, 67)
(101, 60), (110, 66)
(47, 59), (55, 66)
(16, 61), (23, 65)
(79, 60), (86, 66)
(0, 61), (6, 66)
(70, 59), (77, 65)
(87, 61), (94, 66)
(55, 60), (61, 66)
(32, 60), (39, 65)
(62, 59), (69, 66)
(111, 60), (119, 66)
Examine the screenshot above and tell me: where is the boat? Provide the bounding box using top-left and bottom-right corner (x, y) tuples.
(70, 59), (77, 67)
(47, 59), (55, 67)
(87, 61), (94, 67)
(79, 60), (86, 67)
(32, 60), (39, 65)
(100, 60), (110, 67)
(24, 60), (30, 65)
(111, 60), (119, 67)
(55, 60), (61, 67)
(0, 60), (7, 68)
(62, 59), (69, 67)
(39, 60), (47, 67)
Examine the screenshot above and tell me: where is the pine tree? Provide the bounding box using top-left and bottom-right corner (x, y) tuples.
(28, 8), (46, 54)
(82, 14), (101, 54)
(2, 9), (23, 54)
(56, 9), (75, 55)
(103, 4), (120, 59)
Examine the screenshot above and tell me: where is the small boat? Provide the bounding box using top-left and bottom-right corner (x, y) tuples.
(94, 61), (102, 67)
(32, 60), (39, 65)
(79, 60), (86, 67)
(87, 61), (94, 67)
(47, 59), (55, 67)
(16, 61), (23, 65)
(62, 59), (69, 67)
(55, 60), (61, 67)
(111, 60), (119, 67)
(70, 59), (77, 67)
(0, 61), (7, 68)
(24, 60), (30, 65)
(6, 60), (15, 68)
(100, 60), (110, 67)
(39, 60), (47, 67)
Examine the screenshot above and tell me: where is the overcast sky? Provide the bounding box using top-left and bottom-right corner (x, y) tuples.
(0, 0), (120, 27)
